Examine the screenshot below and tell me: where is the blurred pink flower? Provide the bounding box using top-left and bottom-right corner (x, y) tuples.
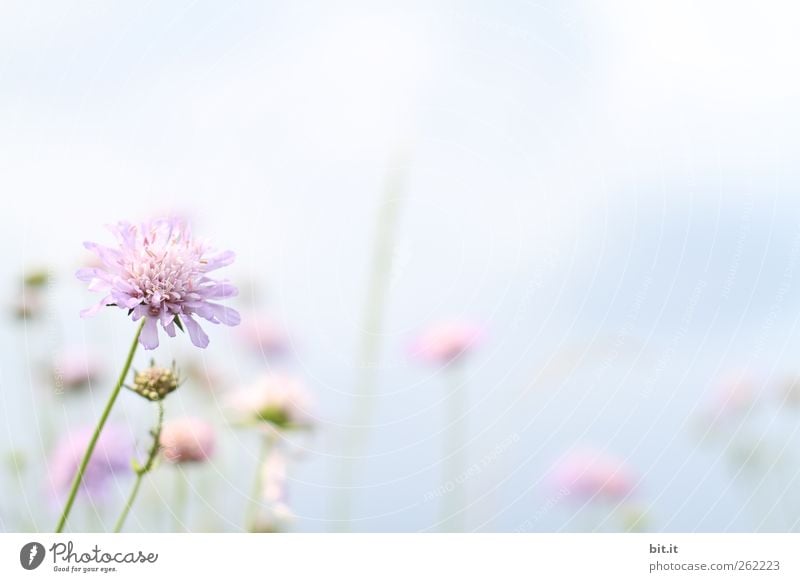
(227, 373), (314, 430)
(48, 424), (132, 500)
(549, 448), (635, 502)
(52, 348), (102, 391)
(410, 321), (485, 364)
(235, 314), (289, 356)
(77, 217), (240, 350)
(160, 417), (216, 464)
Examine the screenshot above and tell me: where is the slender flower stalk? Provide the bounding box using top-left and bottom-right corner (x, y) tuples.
(246, 433), (274, 532)
(410, 319), (484, 532)
(113, 400), (164, 533)
(174, 468), (189, 532)
(156, 416), (215, 532)
(55, 319), (144, 533)
(331, 157), (408, 531)
(440, 362), (467, 532)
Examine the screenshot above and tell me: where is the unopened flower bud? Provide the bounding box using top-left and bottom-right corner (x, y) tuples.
(128, 361), (181, 401)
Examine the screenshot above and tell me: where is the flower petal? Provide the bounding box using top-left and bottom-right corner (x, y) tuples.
(83, 242), (122, 267)
(76, 268), (109, 282)
(197, 280), (238, 299)
(208, 303), (241, 326)
(202, 250), (235, 272)
(80, 296), (112, 318)
(162, 319), (177, 337)
(139, 317), (160, 350)
(181, 314), (209, 348)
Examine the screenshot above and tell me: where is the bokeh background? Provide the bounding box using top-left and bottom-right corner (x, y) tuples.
(3, 0), (800, 532)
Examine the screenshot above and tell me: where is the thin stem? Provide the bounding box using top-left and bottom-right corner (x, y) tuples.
(331, 156), (408, 531)
(246, 432), (273, 532)
(114, 399), (164, 533)
(174, 466), (189, 532)
(55, 318), (145, 533)
(440, 361), (467, 532)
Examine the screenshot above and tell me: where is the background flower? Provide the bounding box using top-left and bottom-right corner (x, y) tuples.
(47, 424), (132, 501)
(409, 321), (485, 364)
(227, 374), (314, 430)
(52, 348), (102, 392)
(549, 448), (636, 502)
(160, 417), (216, 464)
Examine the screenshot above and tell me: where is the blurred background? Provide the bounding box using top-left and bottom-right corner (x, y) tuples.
(3, 0), (800, 532)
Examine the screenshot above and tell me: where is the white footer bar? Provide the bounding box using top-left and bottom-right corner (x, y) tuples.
(1, 533), (797, 581)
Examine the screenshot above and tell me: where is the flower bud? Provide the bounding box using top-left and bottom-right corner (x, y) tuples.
(128, 361), (181, 401)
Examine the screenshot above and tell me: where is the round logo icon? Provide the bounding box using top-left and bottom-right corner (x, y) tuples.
(20, 542), (45, 570)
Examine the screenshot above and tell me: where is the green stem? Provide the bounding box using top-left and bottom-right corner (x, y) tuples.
(114, 399), (164, 533)
(331, 156), (408, 531)
(440, 361), (467, 532)
(55, 318), (144, 533)
(173, 466), (188, 532)
(246, 433), (272, 532)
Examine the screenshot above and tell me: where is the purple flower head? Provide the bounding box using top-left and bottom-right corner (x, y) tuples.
(77, 217), (240, 350)
(48, 424), (132, 501)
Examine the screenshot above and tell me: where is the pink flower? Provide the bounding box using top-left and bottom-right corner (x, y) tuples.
(52, 347), (102, 391)
(549, 448), (635, 502)
(227, 373), (314, 430)
(160, 417), (216, 464)
(410, 321), (485, 364)
(48, 424), (132, 500)
(235, 314), (289, 356)
(76, 217), (240, 350)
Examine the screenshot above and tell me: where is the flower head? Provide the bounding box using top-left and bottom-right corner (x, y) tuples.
(128, 361), (182, 401)
(159, 417), (216, 464)
(48, 424), (132, 500)
(549, 448), (635, 502)
(410, 320), (485, 364)
(76, 217), (240, 350)
(227, 373), (314, 430)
